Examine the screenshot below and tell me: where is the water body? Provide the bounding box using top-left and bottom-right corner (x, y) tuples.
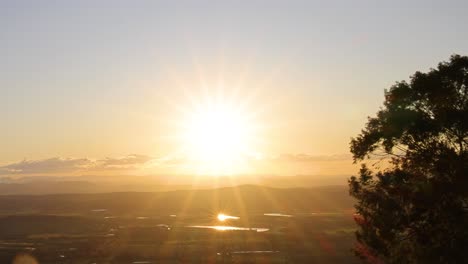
(156, 224), (170, 230)
(264, 213), (293, 217)
(187, 225), (269, 232)
(91, 209), (107, 212)
(231, 250), (281, 254)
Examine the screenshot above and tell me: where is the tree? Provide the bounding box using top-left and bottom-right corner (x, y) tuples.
(349, 55), (468, 264)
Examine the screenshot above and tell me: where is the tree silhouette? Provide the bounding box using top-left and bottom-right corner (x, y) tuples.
(349, 55), (468, 263)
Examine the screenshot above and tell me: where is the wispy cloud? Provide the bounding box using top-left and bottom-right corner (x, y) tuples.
(0, 155), (154, 175)
(0, 157), (92, 174)
(269, 153), (352, 162)
(95, 154), (154, 169)
(0, 153), (355, 175)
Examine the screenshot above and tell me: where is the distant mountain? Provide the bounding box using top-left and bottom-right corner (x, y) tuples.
(0, 185), (353, 216)
(0, 174), (350, 194)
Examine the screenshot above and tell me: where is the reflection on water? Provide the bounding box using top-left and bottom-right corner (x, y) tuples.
(264, 213), (293, 217)
(217, 213), (240, 221)
(91, 209), (107, 212)
(187, 225), (269, 232)
(231, 250), (280, 254)
(156, 224), (171, 230)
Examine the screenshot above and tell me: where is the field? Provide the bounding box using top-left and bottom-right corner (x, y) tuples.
(0, 185), (359, 263)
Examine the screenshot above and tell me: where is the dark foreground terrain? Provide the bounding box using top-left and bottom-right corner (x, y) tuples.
(0, 185), (358, 263)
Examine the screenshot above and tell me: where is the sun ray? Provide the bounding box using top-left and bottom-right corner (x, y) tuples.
(171, 93), (260, 175)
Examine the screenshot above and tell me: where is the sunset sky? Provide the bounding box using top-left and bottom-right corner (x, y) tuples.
(2, 1), (468, 176)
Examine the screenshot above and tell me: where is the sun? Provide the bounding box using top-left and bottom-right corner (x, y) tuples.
(185, 105), (249, 161)
(179, 98), (257, 175)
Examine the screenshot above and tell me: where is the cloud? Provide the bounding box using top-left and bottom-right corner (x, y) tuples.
(0, 157), (92, 174)
(0, 153), (356, 175)
(269, 153), (353, 162)
(0, 155), (155, 175)
(95, 154), (154, 169)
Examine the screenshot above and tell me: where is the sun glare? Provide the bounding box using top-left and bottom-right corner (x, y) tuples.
(217, 213), (228, 221)
(217, 213), (239, 221)
(186, 106), (248, 160)
(179, 99), (257, 175)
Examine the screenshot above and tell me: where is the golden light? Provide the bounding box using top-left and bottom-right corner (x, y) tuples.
(217, 213), (240, 221)
(179, 98), (257, 175)
(217, 213), (228, 221)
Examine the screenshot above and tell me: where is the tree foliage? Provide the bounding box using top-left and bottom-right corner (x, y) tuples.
(349, 55), (468, 263)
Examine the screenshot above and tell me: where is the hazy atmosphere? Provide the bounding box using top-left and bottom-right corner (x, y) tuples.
(1, 1), (467, 264)
(2, 0), (467, 176)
